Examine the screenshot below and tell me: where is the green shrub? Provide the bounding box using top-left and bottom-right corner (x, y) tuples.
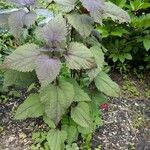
(97, 0), (150, 71)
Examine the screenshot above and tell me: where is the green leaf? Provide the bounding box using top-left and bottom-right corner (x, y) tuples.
(87, 68), (100, 81)
(66, 143), (79, 150)
(92, 92), (108, 106)
(103, 2), (131, 23)
(65, 42), (95, 70)
(71, 102), (92, 127)
(67, 13), (94, 37)
(3, 44), (40, 72)
(40, 80), (74, 125)
(62, 125), (78, 144)
(68, 79), (91, 102)
(15, 94), (44, 120)
(143, 38), (150, 51)
(95, 71), (120, 97)
(111, 28), (129, 37)
(124, 53), (132, 60)
(90, 46), (104, 69)
(3, 70), (37, 88)
(47, 129), (67, 150)
(43, 115), (56, 129)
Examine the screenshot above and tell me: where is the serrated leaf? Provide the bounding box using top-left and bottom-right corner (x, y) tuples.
(67, 13), (94, 37)
(71, 102), (92, 127)
(65, 42), (95, 70)
(7, 0), (36, 6)
(23, 11), (36, 27)
(62, 125), (78, 144)
(95, 71), (120, 97)
(47, 129), (67, 150)
(35, 55), (61, 87)
(68, 79), (91, 102)
(15, 94), (44, 120)
(8, 10), (26, 38)
(103, 2), (131, 23)
(3, 70), (37, 88)
(80, 0), (105, 23)
(90, 46), (104, 69)
(54, 0), (76, 12)
(87, 68), (100, 82)
(0, 9), (18, 28)
(3, 44), (40, 72)
(40, 80), (74, 124)
(36, 15), (67, 45)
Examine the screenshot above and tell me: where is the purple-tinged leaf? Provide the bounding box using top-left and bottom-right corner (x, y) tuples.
(80, 0), (105, 23)
(8, 10), (26, 38)
(3, 44), (40, 72)
(54, 0), (76, 12)
(7, 0), (36, 6)
(36, 15), (67, 45)
(0, 9), (18, 29)
(23, 11), (37, 27)
(67, 13), (94, 37)
(103, 2), (131, 23)
(35, 55), (61, 87)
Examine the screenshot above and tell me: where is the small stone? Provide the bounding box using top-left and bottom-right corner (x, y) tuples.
(19, 133), (27, 139)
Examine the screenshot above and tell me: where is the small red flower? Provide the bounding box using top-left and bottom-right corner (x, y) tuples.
(100, 103), (109, 111)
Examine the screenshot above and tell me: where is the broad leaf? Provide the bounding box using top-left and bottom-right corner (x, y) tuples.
(7, 0), (36, 6)
(23, 11), (36, 27)
(0, 9), (18, 28)
(65, 42), (95, 69)
(95, 71), (120, 97)
(143, 37), (150, 51)
(80, 0), (105, 23)
(67, 13), (94, 37)
(47, 129), (67, 150)
(8, 10), (26, 38)
(4, 70), (37, 88)
(40, 80), (74, 124)
(90, 46), (104, 69)
(35, 55), (61, 87)
(68, 79), (91, 102)
(36, 15), (67, 45)
(15, 94), (44, 120)
(43, 115), (56, 128)
(3, 44), (40, 72)
(103, 2), (131, 23)
(71, 102), (92, 127)
(87, 68), (100, 82)
(62, 125), (78, 144)
(54, 0), (76, 12)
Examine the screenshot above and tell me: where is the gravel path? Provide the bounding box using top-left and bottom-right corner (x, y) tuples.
(92, 98), (150, 150)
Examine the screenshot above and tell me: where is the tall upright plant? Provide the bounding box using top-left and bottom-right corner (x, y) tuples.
(0, 0), (130, 149)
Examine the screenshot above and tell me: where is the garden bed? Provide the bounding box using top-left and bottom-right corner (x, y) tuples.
(0, 73), (150, 150)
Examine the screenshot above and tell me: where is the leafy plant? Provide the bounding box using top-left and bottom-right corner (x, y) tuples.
(97, 0), (150, 71)
(0, 0), (130, 149)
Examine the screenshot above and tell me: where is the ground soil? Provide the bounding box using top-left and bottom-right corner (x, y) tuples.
(0, 72), (150, 150)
